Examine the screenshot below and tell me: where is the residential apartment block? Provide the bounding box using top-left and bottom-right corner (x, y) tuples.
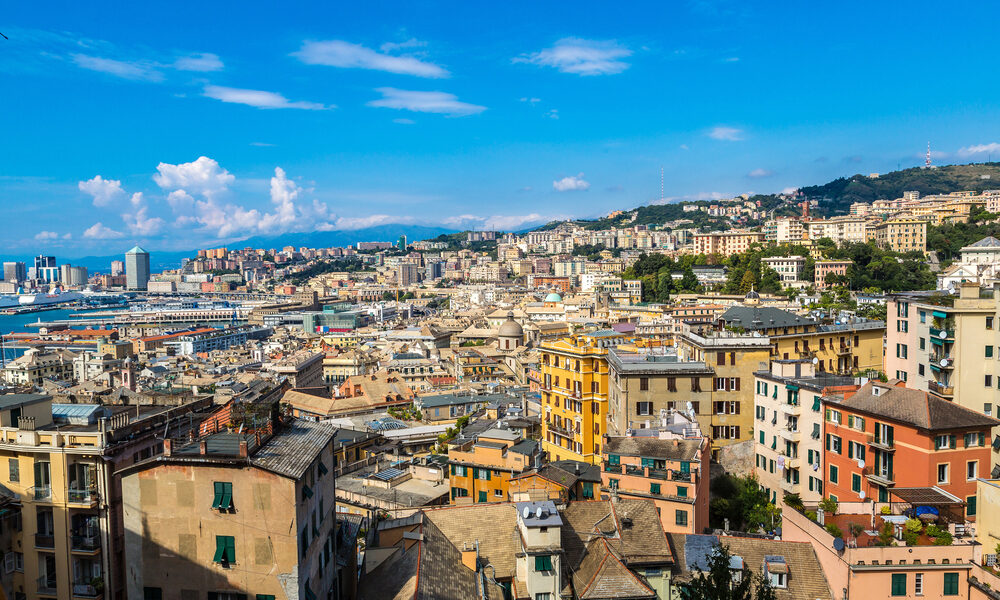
(447, 428), (540, 503)
(874, 217), (927, 253)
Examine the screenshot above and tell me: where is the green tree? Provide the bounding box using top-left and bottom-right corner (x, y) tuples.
(709, 474), (780, 532)
(682, 543), (777, 600)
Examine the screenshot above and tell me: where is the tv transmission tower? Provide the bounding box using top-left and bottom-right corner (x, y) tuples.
(925, 142), (932, 168)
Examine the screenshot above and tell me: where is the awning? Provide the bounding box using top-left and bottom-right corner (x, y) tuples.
(932, 311), (948, 319)
(786, 385), (799, 392)
(890, 486), (963, 506)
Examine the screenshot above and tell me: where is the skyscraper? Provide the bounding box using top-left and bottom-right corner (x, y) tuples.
(125, 246), (150, 290)
(110, 260), (124, 276)
(2, 261), (26, 283)
(398, 235), (407, 251)
(34, 255), (55, 271)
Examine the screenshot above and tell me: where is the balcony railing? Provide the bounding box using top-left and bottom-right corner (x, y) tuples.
(37, 575), (57, 596)
(545, 421), (575, 438)
(930, 327), (955, 341)
(68, 488), (98, 504)
(836, 344), (852, 355)
(31, 485), (52, 501)
(71, 535), (101, 552)
(928, 381), (954, 397)
(72, 581), (102, 598)
(34, 533), (55, 549)
(603, 463), (695, 483)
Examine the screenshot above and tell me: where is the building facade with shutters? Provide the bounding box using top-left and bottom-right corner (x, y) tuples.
(120, 419), (341, 600)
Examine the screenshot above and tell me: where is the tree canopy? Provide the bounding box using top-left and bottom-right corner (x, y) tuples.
(682, 543), (778, 600)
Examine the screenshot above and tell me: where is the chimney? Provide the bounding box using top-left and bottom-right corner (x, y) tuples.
(239, 440), (249, 457)
(199, 440), (208, 455)
(163, 439), (172, 457)
(673, 439), (679, 447)
(460, 541), (479, 571)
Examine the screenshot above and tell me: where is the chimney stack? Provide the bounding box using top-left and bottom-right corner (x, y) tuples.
(163, 439), (172, 457)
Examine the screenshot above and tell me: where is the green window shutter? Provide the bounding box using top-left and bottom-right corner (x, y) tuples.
(582, 482), (593, 498)
(812, 397), (821, 412)
(478, 491), (487, 503)
(681, 462), (690, 473)
(852, 474), (861, 493)
(650, 483), (661, 495)
(212, 482), (224, 509)
(891, 573), (906, 596)
(950, 434), (957, 449)
(214, 535), (235, 563)
(968, 496), (977, 517)
(486, 469), (491, 481)
(678, 486), (687, 498)
(759, 431), (765, 444)
(302, 485), (313, 500)
(256, 595), (276, 600)
(219, 482), (233, 510)
(609, 455), (620, 465)
(535, 555), (552, 571)
(943, 573), (959, 595)
(318, 461), (328, 475)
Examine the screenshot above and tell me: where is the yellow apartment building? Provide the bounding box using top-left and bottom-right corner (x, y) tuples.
(874, 217), (928, 253)
(447, 428), (540, 503)
(0, 393), (209, 600)
(540, 330), (626, 464)
(120, 419), (342, 600)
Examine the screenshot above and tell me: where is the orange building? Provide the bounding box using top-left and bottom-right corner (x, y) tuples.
(823, 380), (998, 519)
(601, 433), (710, 533)
(508, 460), (602, 503)
(448, 428), (541, 503)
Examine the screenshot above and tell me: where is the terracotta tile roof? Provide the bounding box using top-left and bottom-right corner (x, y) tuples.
(424, 503), (520, 579)
(668, 533), (833, 600)
(414, 518), (480, 600)
(573, 538), (655, 599)
(834, 382), (1000, 431)
(605, 436), (703, 462)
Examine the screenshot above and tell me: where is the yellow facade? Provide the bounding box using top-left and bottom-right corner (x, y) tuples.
(540, 331), (625, 464)
(769, 325), (884, 375)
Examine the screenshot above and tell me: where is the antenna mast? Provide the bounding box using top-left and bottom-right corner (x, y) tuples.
(925, 142), (932, 168)
(660, 167), (664, 203)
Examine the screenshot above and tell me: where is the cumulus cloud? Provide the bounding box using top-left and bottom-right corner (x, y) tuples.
(79, 175), (126, 207)
(747, 168), (774, 178)
(122, 207), (165, 236)
(70, 54), (163, 81)
(781, 187), (799, 195)
(958, 142), (1000, 157)
(393, 118), (416, 125)
(293, 40), (448, 78)
(707, 126), (744, 141)
(257, 167), (304, 233)
(367, 87), (485, 116)
(82, 222), (124, 239)
(202, 85), (330, 110)
(444, 213), (549, 231)
(520, 97), (541, 104)
(553, 173), (590, 192)
(379, 38), (428, 53)
(515, 38), (632, 75)
(153, 156), (235, 200)
(546, 109), (559, 119)
(35, 231), (60, 241)
(334, 214), (416, 230)
(173, 53), (224, 72)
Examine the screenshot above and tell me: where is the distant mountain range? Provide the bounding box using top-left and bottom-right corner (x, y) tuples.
(0, 223), (455, 273)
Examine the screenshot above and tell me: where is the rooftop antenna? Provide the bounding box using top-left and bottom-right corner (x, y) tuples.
(925, 142), (932, 168)
(660, 166), (664, 203)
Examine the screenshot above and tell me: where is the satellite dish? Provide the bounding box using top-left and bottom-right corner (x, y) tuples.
(812, 357), (819, 365)
(940, 359), (949, 367)
(859, 490), (866, 500)
(833, 538), (846, 552)
(939, 330), (948, 339)
(523, 507), (530, 519)
(536, 507), (543, 519)
(858, 459), (865, 469)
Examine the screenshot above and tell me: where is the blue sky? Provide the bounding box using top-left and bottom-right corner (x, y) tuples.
(3, 1), (1000, 254)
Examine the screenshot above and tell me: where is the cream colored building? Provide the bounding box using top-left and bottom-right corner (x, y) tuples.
(873, 217), (928, 253)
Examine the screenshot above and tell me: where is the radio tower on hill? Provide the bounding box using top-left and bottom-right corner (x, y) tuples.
(925, 142), (932, 168)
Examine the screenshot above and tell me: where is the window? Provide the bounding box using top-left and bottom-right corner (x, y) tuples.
(918, 364), (925, 376)
(968, 495), (977, 517)
(968, 461), (978, 480)
(852, 473), (861, 493)
(988, 375), (994, 388)
(675, 510), (688, 527)
(8, 458), (18, 482)
(914, 573), (923, 596)
(768, 573), (787, 589)
(212, 482), (233, 510)
(943, 572), (959, 595)
(919, 310), (925, 323)
(257, 596), (276, 600)
(639, 377), (648, 391)
(987, 403), (994, 417)
(650, 483), (661, 495)
(678, 486), (687, 497)
(144, 589), (162, 600)
(535, 595), (552, 600)
(494, 489), (503, 497)
(534, 555), (553, 572)
(609, 454), (620, 466)
(830, 464), (839, 484)
(891, 573), (906, 596)
(609, 478), (619, 490)
(213, 535), (236, 565)
(989, 317), (995, 330)
(919, 337), (925, 350)
(937, 464), (949, 484)
(826, 434), (842, 455)
(667, 377), (677, 392)
(636, 402), (653, 416)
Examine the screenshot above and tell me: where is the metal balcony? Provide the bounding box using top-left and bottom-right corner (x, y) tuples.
(68, 488), (98, 506)
(928, 381), (954, 397)
(71, 535), (101, 553)
(37, 575), (57, 596)
(34, 533), (55, 549)
(930, 327), (955, 341)
(30, 485), (52, 501)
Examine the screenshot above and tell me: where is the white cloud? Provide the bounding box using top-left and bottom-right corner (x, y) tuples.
(722, 56), (740, 63)
(257, 167), (303, 233)
(958, 143), (1000, 157)
(122, 206), (165, 236)
(202, 85), (330, 110)
(781, 187), (799, 195)
(367, 87), (485, 116)
(78, 175), (126, 207)
(444, 213), (549, 231)
(553, 173), (590, 192)
(546, 109), (559, 119)
(393, 118), (416, 125)
(515, 38), (632, 76)
(520, 97), (541, 104)
(153, 157), (234, 199)
(82, 222), (124, 239)
(62, 233), (72, 240)
(679, 144), (689, 150)
(129, 192), (145, 207)
(747, 168), (773, 178)
(293, 40), (448, 78)
(34, 231), (59, 240)
(173, 53), (224, 72)
(707, 126), (744, 141)
(334, 214), (416, 230)
(70, 54), (163, 81)
(250, 142), (275, 147)
(379, 38), (427, 53)
(166, 189), (196, 213)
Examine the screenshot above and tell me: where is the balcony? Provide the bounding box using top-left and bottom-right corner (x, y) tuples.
(35, 533), (55, 549)
(545, 421), (575, 438)
(37, 575), (57, 597)
(30, 485), (52, 502)
(865, 469), (895, 487)
(836, 344), (852, 356)
(928, 381), (954, 397)
(68, 488), (98, 506)
(71, 535), (101, 554)
(869, 438), (895, 452)
(929, 327), (955, 342)
(779, 478), (797, 493)
(72, 580), (103, 599)
(779, 428), (801, 442)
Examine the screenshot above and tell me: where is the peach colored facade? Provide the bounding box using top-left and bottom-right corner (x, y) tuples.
(448, 432), (537, 504)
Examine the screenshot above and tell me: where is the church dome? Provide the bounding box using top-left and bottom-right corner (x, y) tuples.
(544, 292), (563, 303)
(498, 311), (524, 338)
